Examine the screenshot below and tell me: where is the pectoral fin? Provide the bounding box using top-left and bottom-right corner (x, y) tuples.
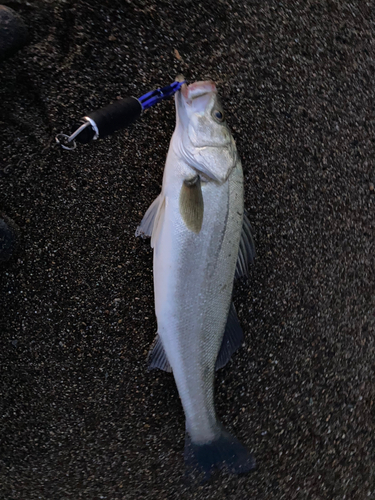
(179, 176), (204, 234)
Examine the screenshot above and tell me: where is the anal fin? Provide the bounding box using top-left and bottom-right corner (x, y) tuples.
(215, 303), (244, 370)
(147, 334), (172, 373)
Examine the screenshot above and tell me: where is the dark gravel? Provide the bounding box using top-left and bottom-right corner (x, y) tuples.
(1, 1), (374, 498)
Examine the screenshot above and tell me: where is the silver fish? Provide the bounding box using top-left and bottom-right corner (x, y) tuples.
(136, 78), (256, 476)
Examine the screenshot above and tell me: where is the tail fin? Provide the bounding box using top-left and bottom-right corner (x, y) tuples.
(184, 426), (255, 479)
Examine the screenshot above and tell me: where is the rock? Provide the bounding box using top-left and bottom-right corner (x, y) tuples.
(0, 216), (19, 263)
(0, 5), (28, 61)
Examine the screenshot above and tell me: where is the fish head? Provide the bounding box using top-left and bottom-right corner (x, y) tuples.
(174, 79), (238, 184)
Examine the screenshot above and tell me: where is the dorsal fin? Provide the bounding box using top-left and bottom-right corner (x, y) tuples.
(235, 210), (256, 279)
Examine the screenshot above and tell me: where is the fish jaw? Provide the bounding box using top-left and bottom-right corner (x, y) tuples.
(175, 80), (217, 131)
(180, 80), (217, 102)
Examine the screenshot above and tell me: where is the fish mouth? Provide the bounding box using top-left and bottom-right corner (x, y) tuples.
(182, 81), (216, 101)
(175, 76), (217, 103)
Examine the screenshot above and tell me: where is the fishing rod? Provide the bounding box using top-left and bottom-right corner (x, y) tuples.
(55, 80), (185, 151)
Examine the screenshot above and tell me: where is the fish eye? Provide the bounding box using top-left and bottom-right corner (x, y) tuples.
(213, 109), (225, 122)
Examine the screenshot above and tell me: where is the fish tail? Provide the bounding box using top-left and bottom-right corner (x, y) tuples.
(184, 425), (255, 479)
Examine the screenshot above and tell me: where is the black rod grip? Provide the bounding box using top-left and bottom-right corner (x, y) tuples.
(75, 97), (143, 144)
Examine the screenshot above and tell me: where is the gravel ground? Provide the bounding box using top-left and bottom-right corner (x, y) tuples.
(1, 1), (374, 498)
